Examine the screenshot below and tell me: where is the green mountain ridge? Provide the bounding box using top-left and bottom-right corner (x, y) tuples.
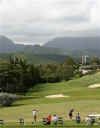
(1, 35), (100, 64)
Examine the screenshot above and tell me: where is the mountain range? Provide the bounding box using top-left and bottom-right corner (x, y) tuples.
(0, 35), (68, 64)
(1, 35), (100, 64)
(44, 37), (100, 50)
(0, 35), (63, 54)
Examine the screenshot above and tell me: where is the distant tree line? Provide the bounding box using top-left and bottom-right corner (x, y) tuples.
(39, 57), (80, 83)
(0, 56), (81, 94)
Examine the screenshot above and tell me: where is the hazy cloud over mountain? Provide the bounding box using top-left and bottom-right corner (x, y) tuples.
(0, 0), (100, 44)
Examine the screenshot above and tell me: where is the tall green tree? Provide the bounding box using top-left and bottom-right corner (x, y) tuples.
(0, 56), (41, 93)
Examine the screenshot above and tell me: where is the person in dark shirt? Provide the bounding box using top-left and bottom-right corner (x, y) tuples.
(69, 109), (74, 119)
(76, 112), (81, 123)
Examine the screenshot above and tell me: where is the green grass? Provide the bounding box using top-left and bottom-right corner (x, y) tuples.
(0, 120), (100, 128)
(0, 121), (100, 128)
(1, 72), (100, 126)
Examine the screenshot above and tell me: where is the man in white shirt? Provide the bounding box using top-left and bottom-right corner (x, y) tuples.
(32, 109), (38, 122)
(52, 114), (58, 125)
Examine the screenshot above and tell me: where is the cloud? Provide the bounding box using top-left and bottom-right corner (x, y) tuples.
(0, 0), (100, 44)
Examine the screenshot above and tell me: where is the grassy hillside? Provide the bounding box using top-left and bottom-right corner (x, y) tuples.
(0, 72), (100, 123)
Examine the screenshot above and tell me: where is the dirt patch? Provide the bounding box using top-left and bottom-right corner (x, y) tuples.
(45, 94), (69, 98)
(88, 84), (100, 88)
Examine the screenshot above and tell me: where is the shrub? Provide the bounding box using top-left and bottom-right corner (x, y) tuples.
(0, 93), (16, 107)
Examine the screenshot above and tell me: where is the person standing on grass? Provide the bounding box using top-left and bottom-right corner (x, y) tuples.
(32, 109), (38, 122)
(52, 114), (58, 125)
(76, 112), (81, 123)
(69, 109), (74, 120)
(46, 115), (51, 125)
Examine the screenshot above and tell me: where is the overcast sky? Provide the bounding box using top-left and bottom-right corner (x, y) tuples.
(0, 0), (100, 45)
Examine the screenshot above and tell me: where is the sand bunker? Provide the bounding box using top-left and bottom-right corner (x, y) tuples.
(88, 84), (100, 88)
(45, 94), (69, 98)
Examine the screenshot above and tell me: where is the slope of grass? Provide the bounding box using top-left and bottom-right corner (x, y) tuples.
(27, 72), (100, 98)
(0, 72), (100, 123)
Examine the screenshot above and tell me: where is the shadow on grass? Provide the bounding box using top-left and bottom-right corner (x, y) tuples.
(11, 96), (42, 107)
(0, 96), (42, 109)
(0, 103), (25, 108)
(18, 96), (42, 100)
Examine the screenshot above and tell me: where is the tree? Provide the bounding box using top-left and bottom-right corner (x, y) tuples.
(62, 64), (74, 80)
(0, 56), (41, 93)
(39, 63), (61, 83)
(62, 57), (75, 80)
(64, 57), (75, 66)
(91, 57), (100, 65)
